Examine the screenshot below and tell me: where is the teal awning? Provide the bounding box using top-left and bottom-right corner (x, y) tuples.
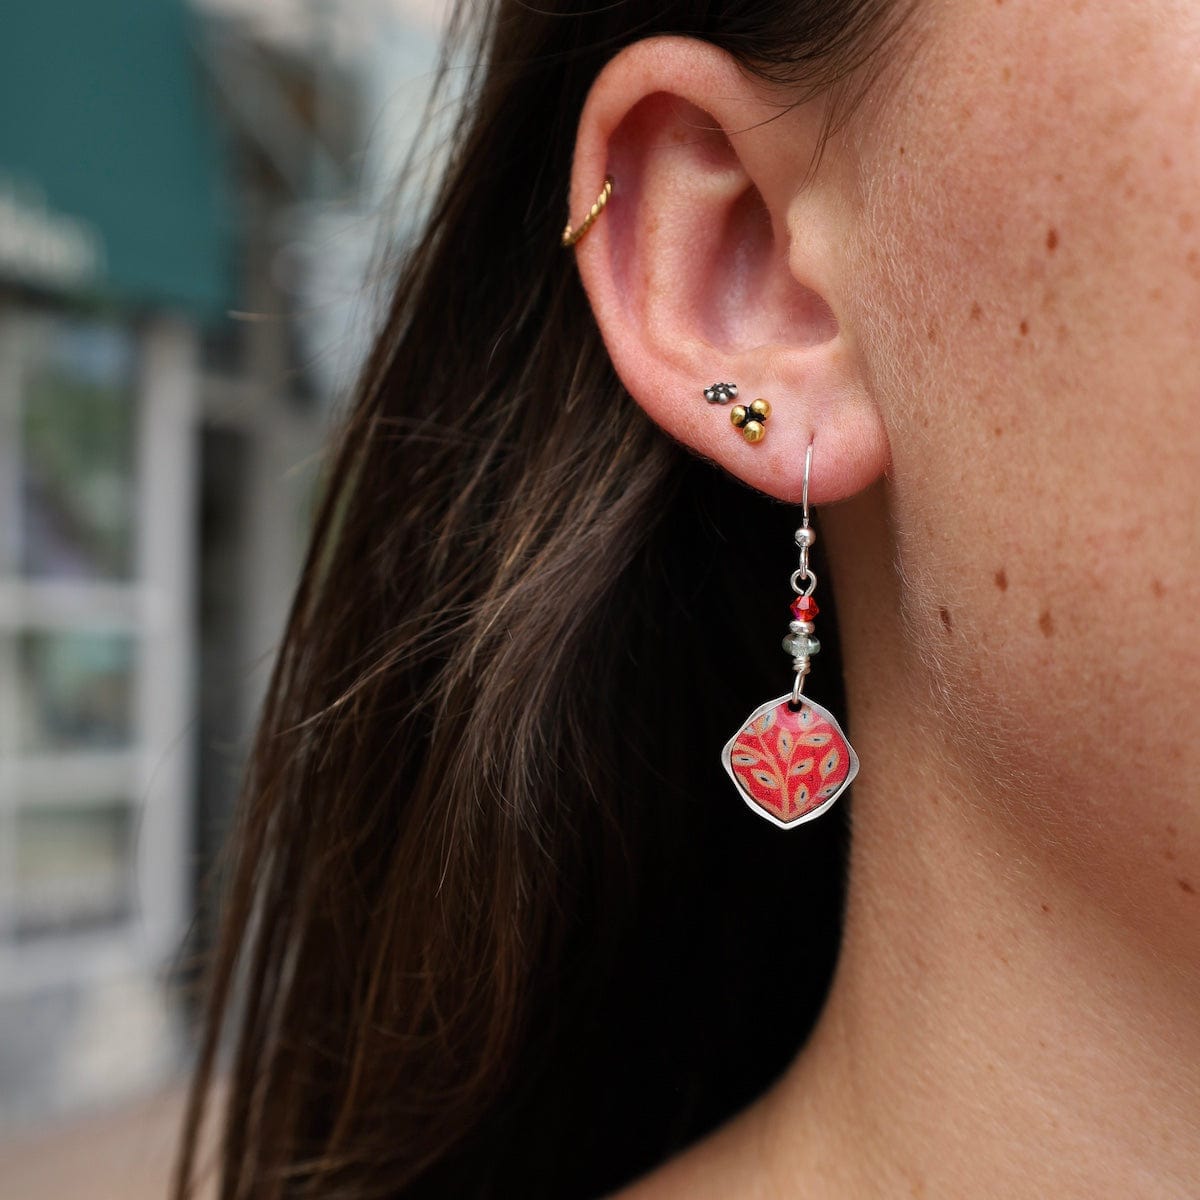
(0, 0), (233, 319)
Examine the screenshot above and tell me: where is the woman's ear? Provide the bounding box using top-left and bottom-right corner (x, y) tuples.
(567, 35), (889, 506)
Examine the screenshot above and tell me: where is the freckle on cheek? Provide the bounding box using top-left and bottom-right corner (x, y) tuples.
(1038, 609), (1055, 636)
(1046, 227), (1059, 252)
(994, 568), (1008, 591)
(970, 301), (983, 321)
(1179, 879), (1196, 895)
(1151, 577), (1166, 597)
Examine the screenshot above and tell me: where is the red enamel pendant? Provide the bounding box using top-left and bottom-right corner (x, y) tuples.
(722, 693), (859, 829)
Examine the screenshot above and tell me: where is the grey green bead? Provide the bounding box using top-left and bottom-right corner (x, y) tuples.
(782, 632), (821, 658)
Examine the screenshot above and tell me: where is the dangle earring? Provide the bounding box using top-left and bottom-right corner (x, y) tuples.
(721, 442), (859, 828)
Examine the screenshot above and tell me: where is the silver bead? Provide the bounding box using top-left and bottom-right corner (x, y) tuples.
(789, 620), (815, 635)
(795, 525), (816, 549)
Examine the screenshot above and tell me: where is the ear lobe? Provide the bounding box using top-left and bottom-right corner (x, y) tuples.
(567, 36), (890, 507)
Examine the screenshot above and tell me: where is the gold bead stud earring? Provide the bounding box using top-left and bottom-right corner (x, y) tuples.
(730, 397), (771, 444)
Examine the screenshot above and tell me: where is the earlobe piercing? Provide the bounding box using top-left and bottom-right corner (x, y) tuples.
(698, 380), (769, 441)
(730, 397), (771, 444)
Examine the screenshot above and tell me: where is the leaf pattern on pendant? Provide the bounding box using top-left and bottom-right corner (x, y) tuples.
(728, 698), (854, 824)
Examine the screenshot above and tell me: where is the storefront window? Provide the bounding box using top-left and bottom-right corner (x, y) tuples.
(19, 318), (138, 580)
(13, 802), (136, 939)
(0, 308), (152, 951)
(17, 629), (137, 753)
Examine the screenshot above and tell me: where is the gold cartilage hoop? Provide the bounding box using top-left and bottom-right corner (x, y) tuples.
(561, 176), (613, 248)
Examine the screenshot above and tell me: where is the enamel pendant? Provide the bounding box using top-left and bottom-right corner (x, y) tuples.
(721, 441), (858, 828)
(722, 693), (858, 829)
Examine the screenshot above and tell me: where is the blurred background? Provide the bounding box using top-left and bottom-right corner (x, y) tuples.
(0, 0), (449, 1192)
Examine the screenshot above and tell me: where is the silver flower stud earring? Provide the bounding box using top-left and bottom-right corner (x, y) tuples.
(703, 382), (738, 404)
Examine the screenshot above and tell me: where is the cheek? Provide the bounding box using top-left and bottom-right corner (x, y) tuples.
(847, 1), (1200, 918)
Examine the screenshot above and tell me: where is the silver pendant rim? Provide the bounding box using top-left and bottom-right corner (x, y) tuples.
(720, 692), (860, 830)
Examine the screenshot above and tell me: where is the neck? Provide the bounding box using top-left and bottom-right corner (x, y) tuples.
(768, 481), (1200, 1199)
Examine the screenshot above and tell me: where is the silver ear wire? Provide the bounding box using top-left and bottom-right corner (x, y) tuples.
(790, 442), (817, 706)
(802, 440), (813, 523)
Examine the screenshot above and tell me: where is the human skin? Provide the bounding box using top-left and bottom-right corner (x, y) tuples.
(568, 3), (1200, 1197)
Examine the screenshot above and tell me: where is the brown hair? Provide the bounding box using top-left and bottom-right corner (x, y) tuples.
(175, 1), (909, 1196)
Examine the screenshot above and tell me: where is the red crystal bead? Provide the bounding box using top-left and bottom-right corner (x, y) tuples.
(790, 594), (819, 621)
